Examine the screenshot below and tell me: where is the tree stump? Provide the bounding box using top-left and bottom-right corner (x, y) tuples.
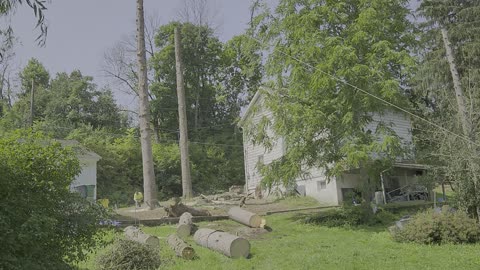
(124, 226), (159, 247)
(193, 228), (250, 258)
(228, 207), (266, 228)
(177, 212), (195, 239)
(167, 234), (196, 260)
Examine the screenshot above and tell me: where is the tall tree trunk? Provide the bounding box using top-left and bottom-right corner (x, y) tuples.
(441, 27), (471, 137)
(29, 79), (34, 127)
(136, 0), (157, 209)
(441, 27), (480, 221)
(175, 26), (193, 199)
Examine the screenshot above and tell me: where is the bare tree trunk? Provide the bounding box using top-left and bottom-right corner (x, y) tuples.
(136, 0), (157, 209)
(441, 27), (480, 222)
(29, 79), (34, 127)
(441, 27), (471, 136)
(174, 26), (193, 199)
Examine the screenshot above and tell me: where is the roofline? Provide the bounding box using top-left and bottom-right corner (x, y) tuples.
(238, 90), (262, 127)
(393, 162), (429, 170)
(238, 87), (273, 127)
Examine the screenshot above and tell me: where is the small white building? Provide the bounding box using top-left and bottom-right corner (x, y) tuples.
(59, 140), (101, 201)
(239, 89), (427, 206)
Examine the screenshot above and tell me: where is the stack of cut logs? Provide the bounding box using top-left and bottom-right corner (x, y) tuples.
(123, 203), (268, 260)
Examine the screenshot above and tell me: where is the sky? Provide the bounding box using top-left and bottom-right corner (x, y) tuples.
(9, 0), (255, 106)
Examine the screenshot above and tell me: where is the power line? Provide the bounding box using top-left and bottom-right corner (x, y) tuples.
(34, 124), (243, 148)
(249, 36), (480, 148)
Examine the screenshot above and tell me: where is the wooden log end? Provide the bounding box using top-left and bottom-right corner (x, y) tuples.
(182, 246), (196, 260)
(259, 218), (267, 229)
(145, 236), (160, 247)
(249, 215), (263, 228)
(177, 224), (191, 239)
(230, 237), (250, 259)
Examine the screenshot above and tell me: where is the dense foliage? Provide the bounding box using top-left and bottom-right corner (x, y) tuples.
(391, 206), (480, 244)
(413, 0), (480, 219)
(0, 131), (107, 269)
(245, 0), (416, 191)
(95, 239), (161, 270)
(304, 203), (397, 227)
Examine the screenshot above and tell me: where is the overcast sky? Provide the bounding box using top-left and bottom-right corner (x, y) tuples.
(9, 0), (418, 107)
(10, 0), (254, 105)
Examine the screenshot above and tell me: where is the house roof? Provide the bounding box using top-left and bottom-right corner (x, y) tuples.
(238, 87), (278, 127)
(393, 162), (429, 170)
(57, 140), (101, 161)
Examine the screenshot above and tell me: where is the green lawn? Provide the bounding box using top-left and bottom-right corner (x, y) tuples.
(79, 208), (480, 270)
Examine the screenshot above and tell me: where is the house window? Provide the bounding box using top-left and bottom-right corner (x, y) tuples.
(317, 181), (327, 191)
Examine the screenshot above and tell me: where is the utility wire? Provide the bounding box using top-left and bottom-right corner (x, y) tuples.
(35, 125), (243, 147)
(249, 36), (480, 148)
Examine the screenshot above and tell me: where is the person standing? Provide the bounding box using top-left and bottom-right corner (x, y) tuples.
(134, 191), (143, 208)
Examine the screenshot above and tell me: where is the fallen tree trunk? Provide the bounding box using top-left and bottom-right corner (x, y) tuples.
(177, 212), (195, 239)
(164, 202), (211, 217)
(193, 228), (250, 258)
(167, 234), (196, 260)
(124, 226), (160, 247)
(228, 207), (266, 228)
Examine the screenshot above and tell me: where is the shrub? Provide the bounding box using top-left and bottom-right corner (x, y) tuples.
(0, 131), (108, 270)
(96, 239), (161, 270)
(304, 203), (397, 227)
(391, 206), (480, 244)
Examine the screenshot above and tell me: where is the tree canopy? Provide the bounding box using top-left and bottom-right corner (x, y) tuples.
(245, 0), (417, 190)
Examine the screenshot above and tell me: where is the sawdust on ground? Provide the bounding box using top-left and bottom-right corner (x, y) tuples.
(114, 197), (322, 221)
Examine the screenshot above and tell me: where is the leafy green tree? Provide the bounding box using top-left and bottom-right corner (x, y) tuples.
(152, 22), (224, 137)
(220, 34), (264, 122)
(0, 130), (107, 269)
(0, 0), (48, 58)
(67, 127), (143, 205)
(246, 0), (416, 190)
(414, 0), (480, 219)
(19, 58), (50, 94)
(3, 62), (126, 136)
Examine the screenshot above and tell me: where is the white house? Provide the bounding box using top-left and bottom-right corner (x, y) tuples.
(239, 89), (427, 206)
(59, 140), (101, 201)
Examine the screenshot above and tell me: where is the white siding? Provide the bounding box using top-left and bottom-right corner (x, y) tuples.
(365, 111), (413, 146)
(70, 158), (98, 200)
(244, 95), (285, 192)
(242, 95), (414, 205)
(295, 167), (339, 205)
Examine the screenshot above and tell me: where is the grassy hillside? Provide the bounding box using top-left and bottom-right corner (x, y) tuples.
(78, 205), (480, 270)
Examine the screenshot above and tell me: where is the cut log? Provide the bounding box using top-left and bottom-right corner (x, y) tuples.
(193, 228), (250, 258)
(167, 234), (196, 260)
(228, 207), (266, 228)
(124, 226), (160, 247)
(177, 212), (194, 239)
(164, 201), (211, 217)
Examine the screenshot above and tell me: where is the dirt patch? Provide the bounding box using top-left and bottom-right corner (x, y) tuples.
(114, 197), (322, 221)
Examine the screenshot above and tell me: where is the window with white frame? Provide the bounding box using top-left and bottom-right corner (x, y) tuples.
(317, 180), (327, 191)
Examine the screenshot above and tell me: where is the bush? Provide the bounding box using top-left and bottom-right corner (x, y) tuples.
(0, 131), (108, 269)
(96, 239), (161, 270)
(391, 206), (480, 244)
(304, 203), (398, 227)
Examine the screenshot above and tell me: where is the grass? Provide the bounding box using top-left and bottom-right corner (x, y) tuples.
(79, 207), (480, 270)
(273, 195), (322, 208)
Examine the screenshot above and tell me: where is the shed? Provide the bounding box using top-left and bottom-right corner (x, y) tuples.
(59, 140), (101, 201)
